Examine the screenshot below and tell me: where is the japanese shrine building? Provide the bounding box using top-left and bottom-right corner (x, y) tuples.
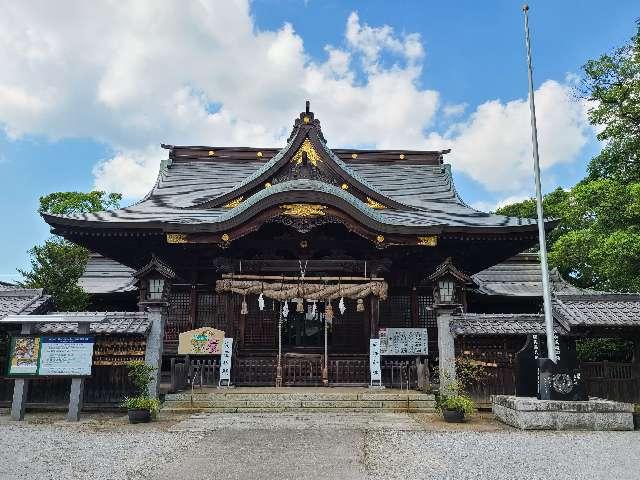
(42, 103), (624, 389)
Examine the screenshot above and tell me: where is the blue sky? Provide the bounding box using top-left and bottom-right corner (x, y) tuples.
(0, 0), (636, 281)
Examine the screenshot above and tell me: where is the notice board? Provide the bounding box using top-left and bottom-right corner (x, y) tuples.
(379, 328), (428, 356)
(7, 336), (94, 376)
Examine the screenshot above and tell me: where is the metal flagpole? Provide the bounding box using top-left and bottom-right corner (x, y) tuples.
(523, 4), (557, 363)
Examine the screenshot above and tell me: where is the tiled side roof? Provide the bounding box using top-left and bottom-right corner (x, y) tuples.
(472, 253), (591, 297)
(37, 311), (151, 336)
(554, 294), (640, 328)
(0, 288), (52, 318)
(78, 253), (137, 294)
(450, 313), (564, 336)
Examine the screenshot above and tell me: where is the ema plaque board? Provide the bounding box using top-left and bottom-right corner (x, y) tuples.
(178, 328), (225, 355)
(379, 328), (428, 356)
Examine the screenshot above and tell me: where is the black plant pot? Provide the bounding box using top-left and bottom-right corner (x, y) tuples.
(128, 408), (152, 424)
(633, 412), (640, 430)
(443, 409), (465, 423)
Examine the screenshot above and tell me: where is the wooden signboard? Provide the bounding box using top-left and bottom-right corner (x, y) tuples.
(7, 336), (94, 376)
(369, 338), (382, 387)
(379, 328), (428, 356)
(178, 328), (225, 355)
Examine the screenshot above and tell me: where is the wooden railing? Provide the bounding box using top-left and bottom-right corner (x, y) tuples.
(169, 355), (419, 390)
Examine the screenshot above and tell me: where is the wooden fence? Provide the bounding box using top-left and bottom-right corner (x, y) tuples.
(0, 366), (135, 407)
(466, 361), (640, 406)
(169, 355), (418, 391)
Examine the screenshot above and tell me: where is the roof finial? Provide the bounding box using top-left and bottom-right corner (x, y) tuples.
(305, 100), (310, 114)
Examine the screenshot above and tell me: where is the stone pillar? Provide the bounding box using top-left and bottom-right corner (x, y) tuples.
(11, 323), (33, 421)
(143, 303), (166, 398)
(67, 323), (89, 422)
(435, 306), (456, 395)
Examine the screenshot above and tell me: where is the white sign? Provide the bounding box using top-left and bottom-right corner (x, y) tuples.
(379, 328), (428, 356)
(218, 337), (233, 387)
(38, 336), (94, 376)
(369, 338), (382, 386)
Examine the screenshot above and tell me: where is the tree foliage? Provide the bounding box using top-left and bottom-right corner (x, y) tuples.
(496, 25), (640, 292)
(582, 23), (640, 183)
(18, 190), (121, 311)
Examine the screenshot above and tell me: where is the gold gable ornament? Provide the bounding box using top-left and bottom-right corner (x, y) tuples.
(281, 204), (327, 218)
(223, 197), (243, 209)
(292, 138), (322, 167)
(366, 197), (386, 210)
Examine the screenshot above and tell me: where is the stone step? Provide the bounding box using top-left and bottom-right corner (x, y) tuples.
(162, 390), (436, 413)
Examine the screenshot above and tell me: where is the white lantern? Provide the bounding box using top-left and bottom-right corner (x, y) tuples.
(437, 277), (456, 304)
(148, 278), (165, 300)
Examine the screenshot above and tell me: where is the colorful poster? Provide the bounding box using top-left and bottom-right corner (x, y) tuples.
(178, 328), (225, 355)
(379, 328), (428, 356)
(38, 336), (94, 376)
(8, 336), (41, 375)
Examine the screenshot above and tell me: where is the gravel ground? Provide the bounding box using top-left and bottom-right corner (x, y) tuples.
(1, 412), (638, 480)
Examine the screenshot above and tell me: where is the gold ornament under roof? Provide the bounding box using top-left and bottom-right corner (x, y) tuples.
(341, 183), (349, 190)
(208, 150), (214, 156)
(417, 235), (438, 247)
(303, 116), (310, 124)
(221, 233), (230, 242)
(166, 233), (188, 244)
(292, 138), (322, 167)
(366, 197), (386, 210)
(257, 151), (263, 157)
(376, 235), (385, 243)
(351, 153), (358, 159)
(399, 153), (405, 160)
(265, 182), (272, 188)
(223, 196), (243, 209)
(281, 204), (327, 217)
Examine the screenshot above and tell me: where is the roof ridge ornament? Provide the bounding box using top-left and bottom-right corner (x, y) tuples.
(287, 100), (326, 144)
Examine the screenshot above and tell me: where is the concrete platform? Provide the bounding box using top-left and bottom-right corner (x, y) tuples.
(163, 387), (436, 413)
(492, 395), (634, 431)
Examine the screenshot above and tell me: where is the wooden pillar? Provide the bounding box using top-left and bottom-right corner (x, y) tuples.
(370, 296), (379, 339)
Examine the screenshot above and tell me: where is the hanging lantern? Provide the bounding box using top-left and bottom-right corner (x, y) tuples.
(325, 302), (334, 322)
(356, 298), (365, 312)
(282, 300), (289, 318)
(338, 296), (346, 315)
(258, 292), (265, 311)
(241, 295), (248, 315)
(296, 298), (304, 313)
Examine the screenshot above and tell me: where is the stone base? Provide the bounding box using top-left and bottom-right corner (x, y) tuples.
(493, 395), (634, 431)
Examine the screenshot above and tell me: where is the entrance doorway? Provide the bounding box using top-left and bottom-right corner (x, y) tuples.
(283, 301), (326, 350)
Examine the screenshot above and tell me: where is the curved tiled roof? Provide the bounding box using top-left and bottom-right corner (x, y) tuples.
(0, 288), (52, 319)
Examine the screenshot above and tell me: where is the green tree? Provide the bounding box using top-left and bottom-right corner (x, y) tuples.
(581, 23), (640, 183)
(496, 25), (640, 292)
(18, 191), (121, 311)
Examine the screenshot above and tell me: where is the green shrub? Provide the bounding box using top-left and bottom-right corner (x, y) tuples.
(438, 394), (476, 415)
(125, 360), (155, 396)
(122, 396), (160, 414)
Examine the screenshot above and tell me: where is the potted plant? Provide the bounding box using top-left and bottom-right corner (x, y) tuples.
(438, 393), (476, 423)
(122, 360), (160, 424)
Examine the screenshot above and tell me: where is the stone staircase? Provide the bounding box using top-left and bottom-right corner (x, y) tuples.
(162, 387), (436, 413)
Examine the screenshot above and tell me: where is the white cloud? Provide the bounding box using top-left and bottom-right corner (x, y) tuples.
(428, 80), (592, 193)
(0, 1), (593, 201)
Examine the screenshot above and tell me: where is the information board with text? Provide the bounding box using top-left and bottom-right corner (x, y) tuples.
(379, 328), (428, 356)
